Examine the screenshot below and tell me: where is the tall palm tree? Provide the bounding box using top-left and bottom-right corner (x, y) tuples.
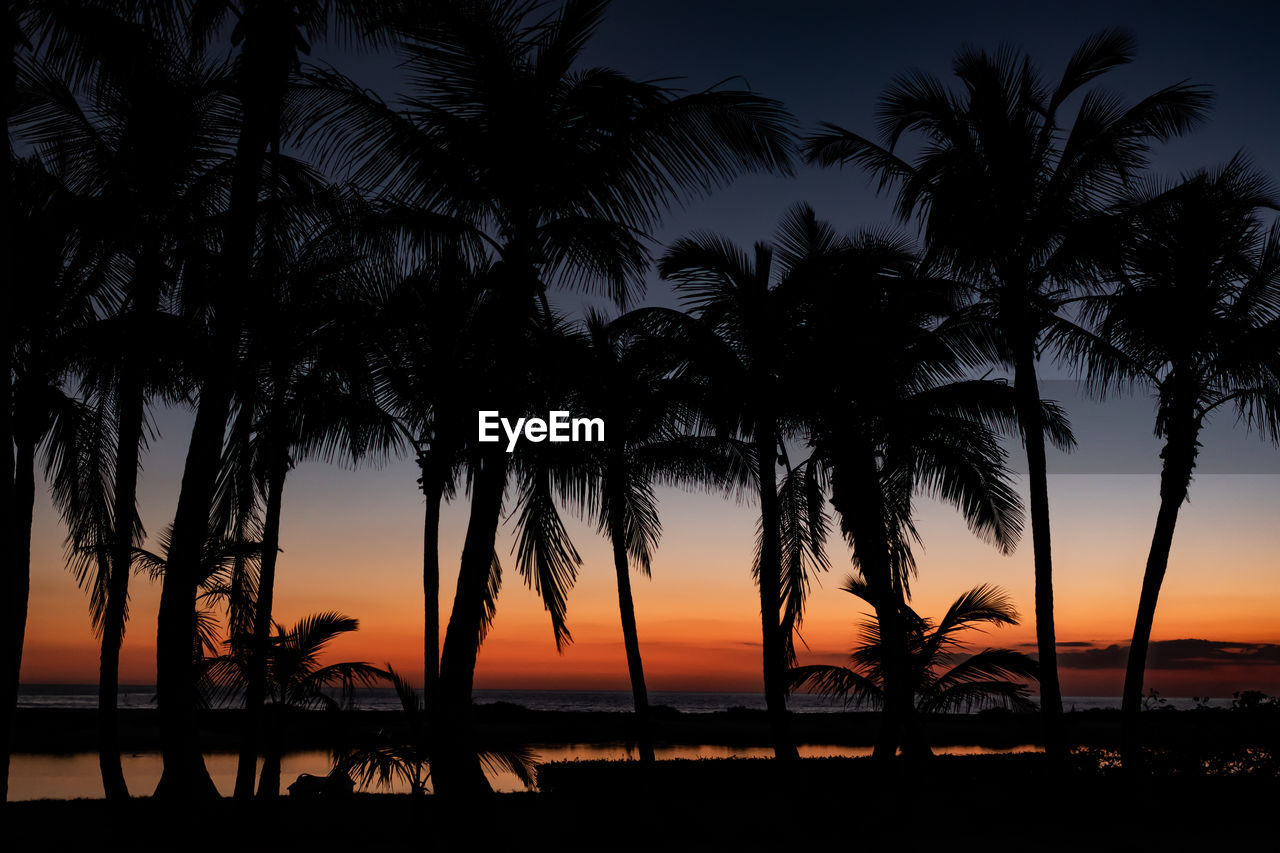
(790, 581), (1039, 755)
(567, 310), (749, 763)
(657, 208), (836, 760)
(804, 30), (1211, 759)
(297, 0), (793, 794)
(371, 250), (488, 716)
(782, 212), (1042, 758)
(15, 14), (237, 799)
(153, 0), (402, 799)
(6, 155), (121, 801)
(1069, 157), (1280, 763)
(225, 197), (399, 799)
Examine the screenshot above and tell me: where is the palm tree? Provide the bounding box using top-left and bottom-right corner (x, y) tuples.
(153, 0), (402, 799)
(296, 0), (793, 794)
(15, 13), (238, 799)
(1069, 157), (1280, 764)
(566, 310), (749, 763)
(203, 611), (386, 798)
(6, 155), (121, 800)
(221, 188), (400, 799)
(657, 208), (837, 760)
(790, 581), (1039, 755)
(371, 250), (489, 716)
(781, 212), (1040, 758)
(804, 30), (1211, 759)
(333, 665), (536, 797)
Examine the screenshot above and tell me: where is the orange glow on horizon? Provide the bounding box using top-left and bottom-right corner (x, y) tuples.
(19, 460), (1280, 699)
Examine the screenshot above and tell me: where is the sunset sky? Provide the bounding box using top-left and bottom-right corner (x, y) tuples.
(19, 0), (1280, 698)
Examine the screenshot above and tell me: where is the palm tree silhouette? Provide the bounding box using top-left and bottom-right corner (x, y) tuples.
(296, 0), (793, 794)
(15, 13), (238, 798)
(203, 611), (386, 797)
(333, 665), (537, 797)
(5, 155), (119, 801)
(153, 0), (401, 799)
(1068, 156), (1280, 764)
(372, 251), (491, 715)
(804, 30), (1211, 759)
(224, 199), (400, 798)
(783, 213), (1036, 758)
(790, 581), (1039, 755)
(565, 310), (748, 762)
(658, 208), (841, 760)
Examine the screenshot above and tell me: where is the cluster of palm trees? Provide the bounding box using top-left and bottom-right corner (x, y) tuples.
(3, 0), (1279, 804)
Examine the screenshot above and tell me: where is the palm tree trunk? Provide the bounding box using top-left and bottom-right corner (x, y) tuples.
(1121, 414), (1200, 766)
(755, 425), (796, 761)
(420, 465), (442, 711)
(257, 705), (282, 799)
(607, 474), (655, 763)
(1, 433), (35, 804)
(872, 598), (906, 759)
(156, 33), (272, 796)
(836, 443), (907, 759)
(1014, 347), (1065, 761)
(240, 438), (288, 800)
(100, 363), (146, 800)
(154, 380), (227, 799)
(435, 451), (508, 796)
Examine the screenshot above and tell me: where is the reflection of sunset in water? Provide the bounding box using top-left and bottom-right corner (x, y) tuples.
(9, 743), (1045, 799)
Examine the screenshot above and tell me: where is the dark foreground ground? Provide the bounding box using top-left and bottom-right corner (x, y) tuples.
(7, 756), (1279, 851)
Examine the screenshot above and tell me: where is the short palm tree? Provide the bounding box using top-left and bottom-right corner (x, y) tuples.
(790, 581), (1039, 755)
(805, 29), (1211, 759)
(203, 611), (386, 798)
(332, 665), (536, 797)
(1070, 156), (1280, 762)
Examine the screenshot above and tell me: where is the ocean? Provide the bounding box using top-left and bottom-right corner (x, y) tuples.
(14, 684), (1236, 712)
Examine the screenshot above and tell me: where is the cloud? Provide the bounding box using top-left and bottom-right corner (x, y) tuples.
(1056, 639), (1280, 671)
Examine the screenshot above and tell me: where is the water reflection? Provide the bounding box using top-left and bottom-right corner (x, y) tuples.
(9, 743), (1042, 800)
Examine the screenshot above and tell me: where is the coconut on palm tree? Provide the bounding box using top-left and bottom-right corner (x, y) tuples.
(1068, 156), (1280, 764)
(790, 581), (1039, 755)
(804, 30), (1211, 759)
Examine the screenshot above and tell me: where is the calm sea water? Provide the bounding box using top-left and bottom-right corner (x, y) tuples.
(14, 685), (1236, 801)
(8, 743), (1045, 800)
(15, 684), (1236, 712)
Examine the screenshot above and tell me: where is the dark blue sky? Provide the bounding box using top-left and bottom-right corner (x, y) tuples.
(306, 0), (1280, 471)
(331, 0), (1280, 313)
